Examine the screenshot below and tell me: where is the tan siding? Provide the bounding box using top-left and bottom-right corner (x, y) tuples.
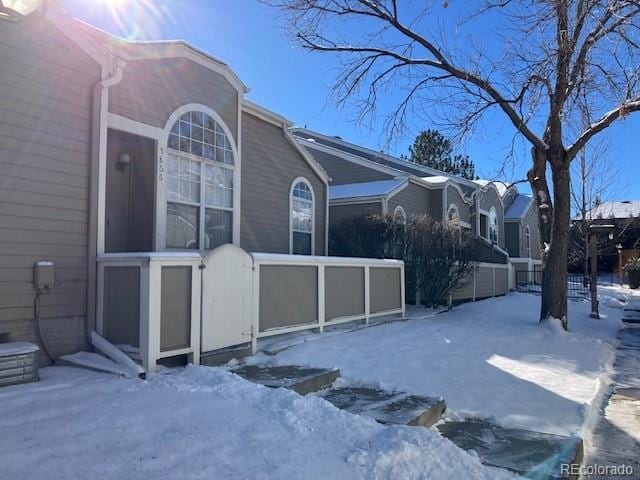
(241, 113), (327, 255)
(110, 58), (238, 142)
(0, 14), (100, 359)
(387, 183), (429, 216)
(305, 147), (393, 185)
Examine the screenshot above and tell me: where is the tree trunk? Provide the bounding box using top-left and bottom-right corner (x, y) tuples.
(540, 161), (571, 328)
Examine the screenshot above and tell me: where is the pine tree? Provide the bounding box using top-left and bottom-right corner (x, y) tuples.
(407, 130), (476, 180)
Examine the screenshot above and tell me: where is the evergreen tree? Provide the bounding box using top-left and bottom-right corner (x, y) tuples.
(407, 129), (476, 180)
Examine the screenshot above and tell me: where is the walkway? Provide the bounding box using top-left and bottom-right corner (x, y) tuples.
(583, 302), (640, 479)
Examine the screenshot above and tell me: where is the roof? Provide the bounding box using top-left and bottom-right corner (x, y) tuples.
(329, 179), (407, 201)
(291, 128), (478, 194)
(582, 201), (640, 220)
(505, 194), (533, 220)
(474, 179), (509, 197)
(421, 176), (449, 186)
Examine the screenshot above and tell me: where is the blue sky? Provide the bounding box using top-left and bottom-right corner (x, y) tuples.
(63, 0), (638, 198)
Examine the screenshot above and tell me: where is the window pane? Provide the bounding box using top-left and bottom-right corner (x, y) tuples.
(190, 140), (203, 157)
(293, 231), (312, 255)
(168, 134), (180, 150)
(192, 111), (204, 127)
(166, 203), (198, 249)
(205, 208), (232, 250)
(293, 198), (312, 232)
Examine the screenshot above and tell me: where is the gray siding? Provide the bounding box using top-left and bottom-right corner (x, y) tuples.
(306, 147), (393, 185)
(0, 14), (100, 360)
(446, 185), (471, 224)
(329, 202), (382, 226)
(110, 58), (239, 143)
(387, 183), (429, 216)
(241, 112), (326, 255)
(428, 189), (444, 220)
(522, 203), (542, 260)
(505, 223), (520, 257)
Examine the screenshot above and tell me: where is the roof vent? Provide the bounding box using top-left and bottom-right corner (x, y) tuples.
(622, 200), (631, 204)
(333, 136), (343, 140)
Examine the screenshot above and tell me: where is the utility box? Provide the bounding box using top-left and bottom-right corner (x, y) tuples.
(34, 261), (55, 292)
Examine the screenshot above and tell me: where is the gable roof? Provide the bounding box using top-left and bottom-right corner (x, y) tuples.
(291, 127), (478, 195)
(581, 200), (640, 220)
(505, 194), (533, 220)
(329, 178), (407, 201)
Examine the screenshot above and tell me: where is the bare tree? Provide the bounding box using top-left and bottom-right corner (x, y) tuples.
(570, 137), (624, 276)
(264, 0), (640, 328)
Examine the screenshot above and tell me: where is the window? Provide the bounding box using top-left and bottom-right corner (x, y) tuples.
(447, 205), (461, 229)
(525, 225), (531, 257)
(479, 213), (488, 238)
(393, 205), (407, 225)
(291, 179), (314, 255)
(489, 207), (498, 244)
(165, 110), (234, 250)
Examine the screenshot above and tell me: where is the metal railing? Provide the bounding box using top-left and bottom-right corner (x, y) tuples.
(515, 270), (590, 299)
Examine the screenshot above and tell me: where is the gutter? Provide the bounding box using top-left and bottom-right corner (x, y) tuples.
(86, 60), (125, 342)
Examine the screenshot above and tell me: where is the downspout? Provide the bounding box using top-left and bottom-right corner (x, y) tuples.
(87, 61), (124, 343)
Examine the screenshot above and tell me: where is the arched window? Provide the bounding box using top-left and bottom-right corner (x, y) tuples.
(393, 205), (407, 225)
(447, 204), (461, 229)
(165, 110), (235, 250)
(290, 179), (314, 255)
(489, 207), (499, 244)
(525, 225), (531, 257)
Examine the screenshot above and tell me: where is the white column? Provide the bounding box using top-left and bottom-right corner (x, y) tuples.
(364, 265), (371, 324)
(190, 262), (201, 366)
(317, 265), (325, 333)
(143, 260), (162, 372)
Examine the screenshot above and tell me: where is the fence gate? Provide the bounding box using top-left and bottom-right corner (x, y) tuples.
(201, 244), (254, 352)
(515, 270), (590, 299)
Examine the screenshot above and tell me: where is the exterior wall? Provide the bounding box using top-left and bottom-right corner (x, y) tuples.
(241, 112), (327, 255)
(330, 202), (382, 226)
(103, 266), (140, 348)
(109, 58), (239, 142)
(505, 222), (520, 257)
(521, 203), (541, 260)
(306, 147), (393, 185)
(446, 185), (471, 224)
(387, 183), (429, 216)
(477, 187), (505, 249)
(428, 189), (444, 220)
(0, 14), (101, 361)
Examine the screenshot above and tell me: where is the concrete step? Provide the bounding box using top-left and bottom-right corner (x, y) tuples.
(437, 419), (583, 479)
(318, 385), (446, 428)
(231, 365), (340, 395)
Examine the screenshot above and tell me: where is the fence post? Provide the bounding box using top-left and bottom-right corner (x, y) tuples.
(400, 263), (406, 318)
(189, 262), (201, 366)
(318, 264), (325, 332)
(492, 266), (496, 297)
(250, 262), (260, 354)
(472, 264), (477, 302)
(364, 265), (371, 325)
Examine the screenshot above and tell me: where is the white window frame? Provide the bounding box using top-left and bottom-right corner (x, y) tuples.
(289, 177), (315, 255)
(393, 205), (407, 225)
(489, 207), (499, 244)
(525, 225), (531, 257)
(447, 204), (461, 230)
(157, 104), (240, 251)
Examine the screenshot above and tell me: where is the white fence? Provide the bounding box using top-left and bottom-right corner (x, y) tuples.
(97, 246), (405, 371)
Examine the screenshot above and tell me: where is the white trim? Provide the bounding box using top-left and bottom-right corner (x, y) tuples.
(525, 225), (531, 258)
(157, 104), (240, 250)
(289, 177), (316, 256)
(489, 207), (499, 244)
(283, 129), (330, 185)
(107, 113), (163, 139)
(242, 100), (292, 127)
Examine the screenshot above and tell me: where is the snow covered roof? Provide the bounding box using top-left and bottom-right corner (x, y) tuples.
(474, 180), (509, 197)
(505, 194), (533, 220)
(329, 178), (407, 201)
(582, 201), (640, 220)
(421, 176), (449, 186)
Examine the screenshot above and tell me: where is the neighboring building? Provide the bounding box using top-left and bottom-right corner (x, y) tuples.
(0, 8), (329, 362)
(581, 200), (640, 220)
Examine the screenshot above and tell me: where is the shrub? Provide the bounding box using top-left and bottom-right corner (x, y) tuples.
(329, 214), (476, 307)
(623, 257), (640, 272)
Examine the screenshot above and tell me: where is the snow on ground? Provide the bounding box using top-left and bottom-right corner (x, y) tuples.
(268, 288), (629, 437)
(0, 365), (514, 480)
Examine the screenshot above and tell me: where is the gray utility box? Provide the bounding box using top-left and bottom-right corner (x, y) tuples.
(0, 342), (40, 387)
(34, 261), (55, 291)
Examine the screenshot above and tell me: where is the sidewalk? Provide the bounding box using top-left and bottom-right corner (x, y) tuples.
(582, 298), (640, 479)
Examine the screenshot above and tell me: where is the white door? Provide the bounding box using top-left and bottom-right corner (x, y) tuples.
(201, 244), (254, 352)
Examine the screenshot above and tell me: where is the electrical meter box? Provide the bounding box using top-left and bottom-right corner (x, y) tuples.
(34, 261), (55, 291)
